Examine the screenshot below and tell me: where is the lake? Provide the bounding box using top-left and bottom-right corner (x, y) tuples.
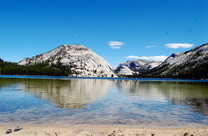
(0, 75), (208, 128)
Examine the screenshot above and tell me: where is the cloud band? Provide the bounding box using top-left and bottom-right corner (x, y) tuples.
(125, 55), (168, 61)
(165, 43), (194, 49)
(108, 41), (125, 49)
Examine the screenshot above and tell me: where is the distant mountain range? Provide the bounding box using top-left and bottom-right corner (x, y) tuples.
(1, 43), (207, 79)
(114, 60), (162, 76)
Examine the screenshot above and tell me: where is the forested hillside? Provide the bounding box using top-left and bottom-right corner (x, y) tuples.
(0, 58), (71, 76)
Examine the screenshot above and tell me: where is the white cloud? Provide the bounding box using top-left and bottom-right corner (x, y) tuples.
(108, 41), (125, 46)
(165, 43), (194, 49)
(145, 45), (156, 48)
(125, 56), (141, 59)
(125, 55), (168, 61)
(108, 41), (125, 49)
(110, 46), (121, 49)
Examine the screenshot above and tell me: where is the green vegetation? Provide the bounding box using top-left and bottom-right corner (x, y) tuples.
(176, 61), (208, 79)
(0, 58), (72, 76)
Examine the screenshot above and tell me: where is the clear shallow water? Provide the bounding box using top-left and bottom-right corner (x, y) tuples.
(0, 76), (208, 127)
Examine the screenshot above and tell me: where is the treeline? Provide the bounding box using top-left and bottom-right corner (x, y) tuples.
(0, 58), (71, 76)
(176, 62), (208, 79)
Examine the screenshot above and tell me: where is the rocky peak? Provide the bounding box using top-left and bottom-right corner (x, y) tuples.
(148, 43), (208, 78)
(161, 43), (208, 67)
(19, 44), (117, 77)
(169, 53), (181, 58)
(68, 44), (90, 51)
(115, 59), (162, 76)
(56, 44), (90, 51)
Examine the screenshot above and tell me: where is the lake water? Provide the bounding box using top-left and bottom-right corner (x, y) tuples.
(0, 76), (208, 128)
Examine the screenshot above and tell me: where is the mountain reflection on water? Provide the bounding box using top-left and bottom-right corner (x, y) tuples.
(23, 79), (113, 108)
(1, 78), (208, 115)
(0, 78), (113, 109)
(116, 80), (208, 116)
(0, 77), (208, 127)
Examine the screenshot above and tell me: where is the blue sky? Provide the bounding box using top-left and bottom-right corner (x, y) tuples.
(0, 0), (207, 67)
